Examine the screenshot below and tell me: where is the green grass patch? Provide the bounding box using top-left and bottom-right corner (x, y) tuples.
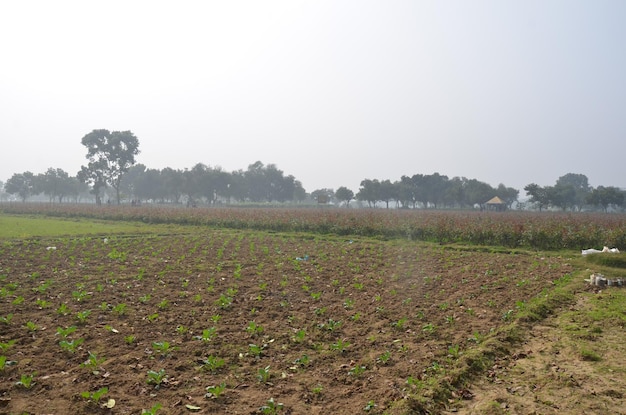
(584, 253), (626, 269)
(0, 213), (161, 239)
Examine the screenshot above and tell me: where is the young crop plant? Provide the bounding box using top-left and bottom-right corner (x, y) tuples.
(330, 339), (350, 353)
(259, 397), (284, 415)
(292, 329), (306, 343)
(248, 343), (265, 359)
(57, 303), (70, 315)
(318, 318), (342, 332)
(377, 350), (392, 365)
(25, 321), (38, 332)
(200, 355), (225, 373)
(112, 303), (128, 316)
(292, 354), (310, 368)
(215, 294), (233, 309)
(80, 387), (108, 405)
(392, 317), (408, 331)
(157, 299), (169, 309)
(56, 326), (77, 338)
(16, 372), (36, 389)
(0, 340), (16, 353)
(146, 369), (168, 388)
(257, 365), (271, 383)
(59, 338), (85, 354)
(124, 335), (136, 345)
(72, 289), (91, 302)
(81, 351), (106, 373)
(142, 402), (163, 414)
(76, 310), (92, 324)
(246, 321), (264, 337)
(447, 344), (461, 359)
(195, 327), (217, 342)
(205, 382), (227, 399)
(348, 364), (366, 377)
(0, 355), (18, 371)
(152, 341), (176, 357)
(0, 314), (13, 324)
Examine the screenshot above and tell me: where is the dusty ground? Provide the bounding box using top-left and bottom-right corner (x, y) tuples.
(0, 230), (574, 414)
(450, 288), (626, 415)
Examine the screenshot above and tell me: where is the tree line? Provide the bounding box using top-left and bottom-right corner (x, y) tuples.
(1, 129), (625, 211)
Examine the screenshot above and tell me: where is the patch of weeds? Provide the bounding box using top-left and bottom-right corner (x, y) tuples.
(580, 348), (602, 362)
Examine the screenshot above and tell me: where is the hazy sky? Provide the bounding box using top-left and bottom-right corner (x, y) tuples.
(2, 1), (625, 194)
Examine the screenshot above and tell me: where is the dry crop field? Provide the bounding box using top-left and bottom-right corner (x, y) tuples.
(0, 206), (584, 414)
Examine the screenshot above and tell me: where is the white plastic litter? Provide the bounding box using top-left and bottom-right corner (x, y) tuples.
(581, 246), (620, 255)
(46, 246), (57, 250)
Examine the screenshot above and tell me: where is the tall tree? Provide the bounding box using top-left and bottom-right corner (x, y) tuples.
(78, 129), (140, 204)
(555, 173), (590, 211)
(335, 186), (354, 207)
(38, 168), (76, 203)
(356, 179), (380, 208)
(586, 186), (624, 212)
(5, 172), (37, 202)
(524, 183), (549, 211)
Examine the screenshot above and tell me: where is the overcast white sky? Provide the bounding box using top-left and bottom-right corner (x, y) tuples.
(1, 1), (625, 194)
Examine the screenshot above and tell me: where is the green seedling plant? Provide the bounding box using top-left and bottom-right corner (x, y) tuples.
(112, 303), (127, 316)
(124, 335), (136, 345)
(142, 403), (162, 414)
(330, 339), (350, 353)
(0, 313), (13, 324)
(377, 350), (392, 365)
(56, 326), (77, 339)
(293, 329), (306, 343)
(257, 365), (271, 383)
(16, 372), (36, 389)
(259, 397), (284, 414)
(81, 351), (106, 373)
(72, 290), (90, 302)
(349, 365), (366, 377)
(205, 382), (227, 399)
(248, 343), (265, 359)
(57, 303), (70, 316)
(201, 355), (225, 373)
(318, 318), (342, 332)
(25, 321), (38, 331)
(246, 321), (264, 336)
(80, 387), (108, 405)
(152, 341), (175, 357)
(0, 355), (18, 371)
(76, 310), (91, 324)
(392, 317), (408, 331)
(0, 340), (16, 353)
(59, 338), (85, 354)
(194, 327), (217, 342)
(146, 369), (167, 388)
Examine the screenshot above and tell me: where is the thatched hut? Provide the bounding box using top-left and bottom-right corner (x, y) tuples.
(485, 196), (506, 211)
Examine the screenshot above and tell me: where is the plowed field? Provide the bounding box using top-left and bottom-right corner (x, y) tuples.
(0, 230), (572, 414)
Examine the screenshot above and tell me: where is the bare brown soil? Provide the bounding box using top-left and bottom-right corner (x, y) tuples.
(0, 230), (573, 414)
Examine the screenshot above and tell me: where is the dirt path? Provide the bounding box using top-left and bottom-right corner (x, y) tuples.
(449, 292), (626, 415)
